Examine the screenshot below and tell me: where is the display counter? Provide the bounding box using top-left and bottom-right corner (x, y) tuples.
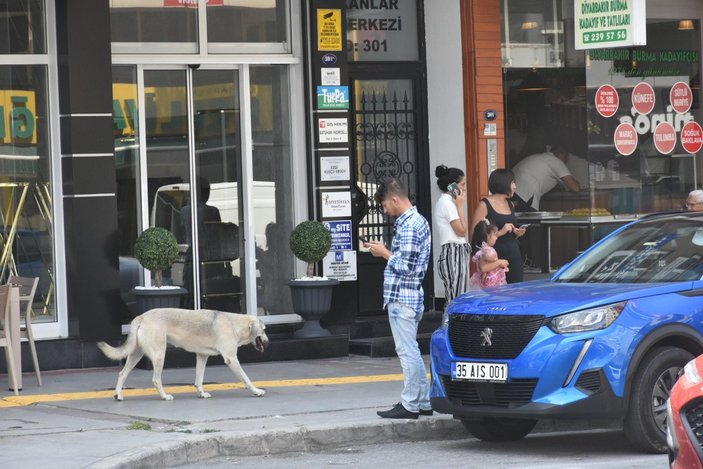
(516, 211), (639, 273)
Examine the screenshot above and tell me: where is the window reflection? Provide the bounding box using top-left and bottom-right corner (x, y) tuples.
(207, 0), (287, 44)
(0, 65), (54, 323)
(0, 0), (46, 54)
(110, 0), (198, 46)
(251, 65), (294, 316)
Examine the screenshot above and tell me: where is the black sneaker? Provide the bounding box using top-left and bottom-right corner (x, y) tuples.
(419, 408), (433, 416)
(377, 403), (419, 419)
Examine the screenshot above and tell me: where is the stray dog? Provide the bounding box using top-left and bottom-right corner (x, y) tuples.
(98, 308), (269, 400)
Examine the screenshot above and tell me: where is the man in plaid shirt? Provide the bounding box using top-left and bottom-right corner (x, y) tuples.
(365, 178), (432, 419)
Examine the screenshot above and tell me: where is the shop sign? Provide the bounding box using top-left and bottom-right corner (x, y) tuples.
(321, 191), (352, 218)
(323, 250), (357, 281)
(320, 155), (350, 181)
(681, 121), (703, 154)
(321, 68), (341, 86)
(595, 84), (619, 118)
(346, 0), (419, 61)
(670, 81), (693, 114)
(575, 0), (646, 50)
(613, 122), (637, 156)
(318, 118), (348, 143)
(631, 82), (654, 115)
(653, 122), (677, 155)
(317, 9), (343, 51)
(317, 86), (349, 110)
(323, 220), (353, 251)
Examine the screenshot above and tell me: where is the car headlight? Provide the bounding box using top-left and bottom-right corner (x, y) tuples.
(549, 302), (626, 334)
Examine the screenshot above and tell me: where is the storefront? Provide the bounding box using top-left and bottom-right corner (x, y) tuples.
(0, 1), (470, 371)
(494, 0), (703, 270)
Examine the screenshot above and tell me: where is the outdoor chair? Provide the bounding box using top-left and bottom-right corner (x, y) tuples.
(0, 283), (19, 395)
(7, 276), (41, 386)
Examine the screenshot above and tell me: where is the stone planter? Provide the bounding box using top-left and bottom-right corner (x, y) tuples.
(286, 279), (339, 338)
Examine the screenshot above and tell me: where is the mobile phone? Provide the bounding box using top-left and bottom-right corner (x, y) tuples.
(447, 182), (460, 199)
(359, 235), (368, 244)
(520, 224), (530, 229)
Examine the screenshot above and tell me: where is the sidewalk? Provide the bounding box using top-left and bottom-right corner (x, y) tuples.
(0, 356), (463, 468)
(0, 355), (618, 468)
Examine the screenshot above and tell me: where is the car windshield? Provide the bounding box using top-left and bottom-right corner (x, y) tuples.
(554, 214), (703, 283)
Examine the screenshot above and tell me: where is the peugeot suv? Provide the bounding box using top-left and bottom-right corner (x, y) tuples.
(430, 211), (703, 453)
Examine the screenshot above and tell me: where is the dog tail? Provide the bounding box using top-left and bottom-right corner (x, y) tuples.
(97, 315), (142, 361)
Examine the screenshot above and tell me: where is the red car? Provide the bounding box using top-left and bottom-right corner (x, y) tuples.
(667, 355), (703, 469)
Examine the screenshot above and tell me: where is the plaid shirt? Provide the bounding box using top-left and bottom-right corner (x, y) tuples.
(383, 206), (431, 313)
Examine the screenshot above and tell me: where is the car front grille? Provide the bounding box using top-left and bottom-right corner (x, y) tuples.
(441, 375), (538, 407)
(683, 400), (703, 449)
(448, 314), (546, 359)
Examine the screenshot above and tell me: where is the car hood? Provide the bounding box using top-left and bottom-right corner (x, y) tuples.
(447, 280), (693, 318)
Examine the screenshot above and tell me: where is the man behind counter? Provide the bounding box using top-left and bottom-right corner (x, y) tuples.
(512, 144), (581, 211)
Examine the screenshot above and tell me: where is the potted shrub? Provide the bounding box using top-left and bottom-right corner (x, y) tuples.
(287, 221), (339, 337)
(131, 227), (187, 315)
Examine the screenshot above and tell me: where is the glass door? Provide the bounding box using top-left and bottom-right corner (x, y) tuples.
(144, 67), (245, 313)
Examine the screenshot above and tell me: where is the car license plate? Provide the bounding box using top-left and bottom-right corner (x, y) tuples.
(452, 361), (508, 383)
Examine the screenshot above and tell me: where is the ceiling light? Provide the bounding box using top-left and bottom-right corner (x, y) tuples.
(522, 21), (539, 30)
(678, 20), (695, 31)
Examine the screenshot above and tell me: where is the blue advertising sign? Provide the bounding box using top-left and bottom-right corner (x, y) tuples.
(317, 86), (349, 110)
(324, 220), (353, 251)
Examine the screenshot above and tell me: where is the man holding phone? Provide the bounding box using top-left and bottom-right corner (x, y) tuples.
(364, 178), (432, 419)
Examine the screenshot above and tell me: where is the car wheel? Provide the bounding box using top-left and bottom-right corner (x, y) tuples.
(624, 346), (692, 453)
(461, 417), (537, 442)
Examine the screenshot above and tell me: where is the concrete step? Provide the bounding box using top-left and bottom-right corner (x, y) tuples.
(349, 332), (433, 358)
(351, 311), (443, 339)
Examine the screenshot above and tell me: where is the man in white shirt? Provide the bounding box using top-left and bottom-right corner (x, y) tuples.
(512, 144), (581, 211)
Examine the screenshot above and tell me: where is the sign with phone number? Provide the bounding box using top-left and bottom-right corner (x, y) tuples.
(583, 29), (627, 44)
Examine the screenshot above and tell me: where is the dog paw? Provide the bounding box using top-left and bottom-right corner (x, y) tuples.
(252, 388), (265, 397)
(198, 391), (212, 399)
(162, 394), (174, 401)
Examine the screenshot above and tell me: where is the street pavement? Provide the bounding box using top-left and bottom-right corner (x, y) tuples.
(0, 355), (619, 468)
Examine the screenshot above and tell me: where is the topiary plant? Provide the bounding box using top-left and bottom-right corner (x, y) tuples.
(289, 220), (332, 278)
(134, 227), (179, 288)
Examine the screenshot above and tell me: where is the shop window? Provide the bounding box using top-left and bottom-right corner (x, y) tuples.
(110, 0), (291, 54)
(0, 65), (55, 323)
(0, 0), (46, 54)
(501, 0), (564, 68)
(207, 1), (290, 53)
(250, 65), (294, 315)
(503, 14), (702, 271)
(110, 0), (198, 53)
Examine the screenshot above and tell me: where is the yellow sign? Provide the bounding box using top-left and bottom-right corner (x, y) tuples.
(317, 9), (342, 51)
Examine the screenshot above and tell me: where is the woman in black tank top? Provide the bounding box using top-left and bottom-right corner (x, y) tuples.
(470, 169), (527, 284)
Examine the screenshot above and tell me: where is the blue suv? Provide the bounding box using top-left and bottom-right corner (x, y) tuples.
(430, 211), (703, 453)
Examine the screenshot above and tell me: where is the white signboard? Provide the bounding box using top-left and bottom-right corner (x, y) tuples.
(318, 118), (348, 143)
(321, 68), (341, 86)
(575, 0), (646, 50)
(321, 191), (352, 218)
(323, 250), (357, 281)
(320, 155), (350, 181)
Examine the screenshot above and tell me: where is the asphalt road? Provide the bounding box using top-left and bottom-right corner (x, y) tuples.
(176, 429), (668, 468)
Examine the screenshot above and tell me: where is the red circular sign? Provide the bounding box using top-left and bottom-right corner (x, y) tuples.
(595, 85), (619, 118)
(670, 81), (693, 114)
(681, 121), (703, 154)
(613, 122), (638, 156)
(653, 122), (677, 154)
(631, 82), (655, 115)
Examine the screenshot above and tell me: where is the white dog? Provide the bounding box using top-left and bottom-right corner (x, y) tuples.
(98, 308), (269, 401)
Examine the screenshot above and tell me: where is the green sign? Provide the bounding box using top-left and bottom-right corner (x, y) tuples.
(575, 0), (646, 50)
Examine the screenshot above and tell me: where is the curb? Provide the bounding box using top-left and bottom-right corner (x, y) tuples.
(88, 417), (464, 469)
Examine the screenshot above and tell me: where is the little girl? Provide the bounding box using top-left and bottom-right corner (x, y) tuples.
(470, 219), (509, 289)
